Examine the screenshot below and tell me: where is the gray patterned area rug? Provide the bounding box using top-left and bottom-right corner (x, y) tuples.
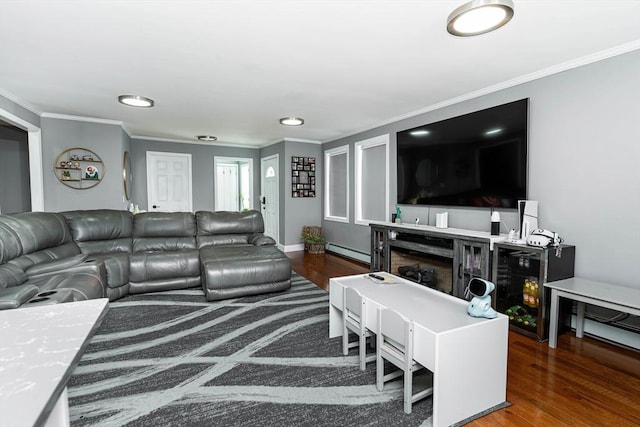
(68, 274), (504, 426)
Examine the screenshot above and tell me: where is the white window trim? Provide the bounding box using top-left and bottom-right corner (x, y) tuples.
(324, 144), (349, 223)
(354, 134), (390, 226)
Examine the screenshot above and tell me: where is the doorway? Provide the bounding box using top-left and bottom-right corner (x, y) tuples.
(260, 154), (279, 244)
(146, 151), (193, 212)
(0, 108), (44, 212)
(214, 156), (253, 212)
(0, 122), (31, 213)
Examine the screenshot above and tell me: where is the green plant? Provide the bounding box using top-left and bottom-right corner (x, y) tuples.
(301, 230), (326, 244)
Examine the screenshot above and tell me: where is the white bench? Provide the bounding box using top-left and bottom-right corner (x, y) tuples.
(545, 277), (640, 348)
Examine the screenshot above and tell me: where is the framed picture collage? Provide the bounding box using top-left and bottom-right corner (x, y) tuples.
(291, 156), (316, 198)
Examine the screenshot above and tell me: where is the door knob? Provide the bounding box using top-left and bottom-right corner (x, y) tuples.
(153, 205), (159, 209)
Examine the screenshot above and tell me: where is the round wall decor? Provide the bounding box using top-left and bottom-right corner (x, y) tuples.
(54, 147), (104, 190)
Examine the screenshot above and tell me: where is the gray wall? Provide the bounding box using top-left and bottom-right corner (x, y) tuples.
(322, 50), (640, 288)
(0, 124), (31, 213)
(258, 140), (323, 247)
(41, 118), (130, 212)
(131, 138), (261, 212)
(284, 141), (322, 246)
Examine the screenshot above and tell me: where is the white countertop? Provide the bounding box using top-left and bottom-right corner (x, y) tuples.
(0, 299), (108, 427)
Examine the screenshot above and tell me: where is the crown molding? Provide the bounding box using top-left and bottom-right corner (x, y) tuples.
(0, 88), (42, 115)
(284, 137), (322, 144)
(131, 135), (259, 149)
(41, 112), (124, 126)
(324, 41), (640, 144)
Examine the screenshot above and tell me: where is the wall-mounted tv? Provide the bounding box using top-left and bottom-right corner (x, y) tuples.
(397, 99), (528, 209)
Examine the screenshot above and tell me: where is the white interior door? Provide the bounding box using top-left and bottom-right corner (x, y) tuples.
(216, 163), (239, 211)
(261, 155), (279, 243)
(146, 151), (193, 212)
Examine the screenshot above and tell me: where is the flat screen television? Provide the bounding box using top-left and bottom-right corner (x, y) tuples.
(397, 99), (528, 209)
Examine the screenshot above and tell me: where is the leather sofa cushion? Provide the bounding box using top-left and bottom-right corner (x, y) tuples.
(63, 210), (133, 254)
(129, 250), (200, 282)
(0, 263), (27, 289)
(24, 254), (87, 276)
(196, 210), (269, 248)
(196, 210), (264, 236)
(134, 212), (196, 237)
(0, 212), (74, 263)
(133, 237), (196, 252)
(0, 284), (38, 310)
(200, 245), (291, 283)
(197, 234), (250, 248)
(8, 242), (80, 272)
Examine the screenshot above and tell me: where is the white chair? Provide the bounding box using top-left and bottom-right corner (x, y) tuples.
(342, 287), (376, 370)
(376, 307), (433, 414)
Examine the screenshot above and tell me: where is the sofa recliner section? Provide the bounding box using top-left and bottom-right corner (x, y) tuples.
(195, 210), (291, 301)
(0, 209), (291, 309)
(63, 209), (133, 300)
(0, 212), (107, 309)
(129, 212), (201, 294)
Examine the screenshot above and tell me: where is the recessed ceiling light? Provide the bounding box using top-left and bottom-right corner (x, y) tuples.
(118, 95), (155, 108)
(447, 0), (514, 37)
(279, 117), (304, 126)
(410, 129), (431, 136)
(197, 135), (217, 142)
(484, 128), (503, 136)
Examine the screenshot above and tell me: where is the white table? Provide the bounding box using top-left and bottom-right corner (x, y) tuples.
(0, 299), (109, 427)
(329, 274), (508, 427)
(545, 278), (640, 349)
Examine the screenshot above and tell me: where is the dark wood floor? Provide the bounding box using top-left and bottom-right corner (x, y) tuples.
(287, 250), (640, 426)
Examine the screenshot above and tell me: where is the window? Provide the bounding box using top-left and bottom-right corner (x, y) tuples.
(214, 157), (253, 211)
(324, 145), (349, 223)
(355, 135), (389, 226)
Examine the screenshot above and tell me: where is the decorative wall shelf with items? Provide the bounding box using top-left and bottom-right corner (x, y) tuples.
(54, 148), (104, 190)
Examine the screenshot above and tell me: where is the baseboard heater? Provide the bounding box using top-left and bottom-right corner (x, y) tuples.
(326, 242), (371, 265)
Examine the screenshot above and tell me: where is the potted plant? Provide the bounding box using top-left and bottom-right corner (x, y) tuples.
(301, 228), (326, 254)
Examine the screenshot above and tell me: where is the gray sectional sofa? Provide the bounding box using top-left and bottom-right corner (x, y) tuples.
(0, 209), (291, 310)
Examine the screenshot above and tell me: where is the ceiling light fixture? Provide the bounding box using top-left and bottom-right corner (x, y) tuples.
(197, 135), (217, 142)
(118, 95), (155, 108)
(447, 0), (514, 37)
(279, 117), (304, 126)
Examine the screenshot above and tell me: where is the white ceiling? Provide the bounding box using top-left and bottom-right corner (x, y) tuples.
(1, 1), (639, 147)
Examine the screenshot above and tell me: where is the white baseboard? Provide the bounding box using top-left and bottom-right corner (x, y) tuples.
(282, 243), (305, 253)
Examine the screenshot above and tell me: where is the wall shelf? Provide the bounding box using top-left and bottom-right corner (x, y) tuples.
(54, 147), (104, 190)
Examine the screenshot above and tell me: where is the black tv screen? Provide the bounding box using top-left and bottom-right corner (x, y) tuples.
(397, 99), (528, 209)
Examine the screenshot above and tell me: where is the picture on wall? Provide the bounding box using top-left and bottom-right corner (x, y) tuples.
(291, 156), (315, 197)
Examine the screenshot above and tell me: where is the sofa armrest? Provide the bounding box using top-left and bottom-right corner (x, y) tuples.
(249, 233), (276, 246)
(0, 285), (39, 310)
